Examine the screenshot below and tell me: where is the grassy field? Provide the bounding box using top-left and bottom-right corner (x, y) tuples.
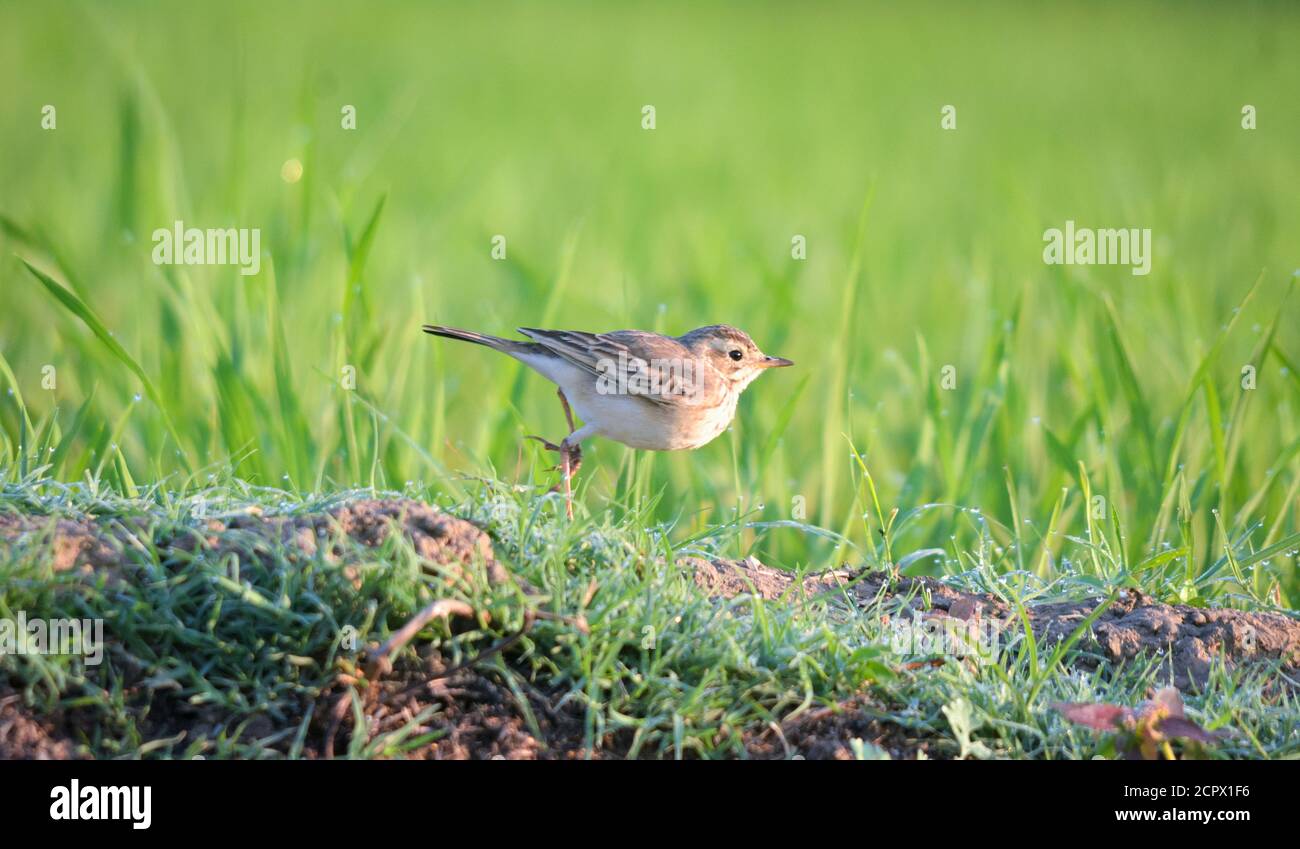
(2, 1), (1299, 758)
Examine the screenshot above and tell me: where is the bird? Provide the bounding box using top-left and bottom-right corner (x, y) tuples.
(421, 324), (794, 518)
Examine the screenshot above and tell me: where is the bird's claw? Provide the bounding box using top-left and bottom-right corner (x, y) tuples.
(525, 435), (562, 452)
(524, 436), (582, 518)
(525, 436), (582, 471)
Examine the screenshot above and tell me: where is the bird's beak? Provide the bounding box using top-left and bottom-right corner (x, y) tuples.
(759, 355), (794, 368)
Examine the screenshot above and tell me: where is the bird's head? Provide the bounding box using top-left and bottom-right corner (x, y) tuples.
(680, 325), (794, 390)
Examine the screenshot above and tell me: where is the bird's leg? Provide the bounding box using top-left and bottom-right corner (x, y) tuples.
(559, 437), (575, 520)
(523, 434), (579, 518)
(555, 389), (582, 477)
(522, 390), (585, 519)
(557, 387), (577, 433)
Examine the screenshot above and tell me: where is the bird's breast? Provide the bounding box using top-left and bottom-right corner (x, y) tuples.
(567, 387), (736, 451)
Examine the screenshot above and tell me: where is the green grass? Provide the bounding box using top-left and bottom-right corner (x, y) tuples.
(1, 1), (1299, 757)
(2, 476), (1295, 759)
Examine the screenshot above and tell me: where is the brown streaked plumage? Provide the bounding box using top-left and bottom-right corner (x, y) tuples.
(422, 323), (793, 517)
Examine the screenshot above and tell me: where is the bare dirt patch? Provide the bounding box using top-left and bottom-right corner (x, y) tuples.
(179, 498), (508, 587)
(743, 697), (937, 760)
(1, 498), (505, 587)
(0, 513), (127, 581)
(311, 650), (595, 760)
(0, 660), (594, 761)
(686, 556), (1300, 691)
(0, 691), (86, 760)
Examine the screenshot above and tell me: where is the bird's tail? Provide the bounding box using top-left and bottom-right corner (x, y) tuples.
(421, 324), (534, 355)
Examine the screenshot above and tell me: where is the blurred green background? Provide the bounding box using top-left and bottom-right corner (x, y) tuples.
(2, 1), (1298, 599)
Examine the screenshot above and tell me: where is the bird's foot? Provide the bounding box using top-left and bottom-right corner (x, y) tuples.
(524, 436), (582, 518)
(525, 435), (561, 453)
(524, 436), (583, 476)
(563, 443), (582, 477)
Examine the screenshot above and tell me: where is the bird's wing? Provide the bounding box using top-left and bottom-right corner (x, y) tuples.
(517, 328), (720, 407)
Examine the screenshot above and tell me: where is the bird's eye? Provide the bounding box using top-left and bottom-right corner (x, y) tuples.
(728, 349), (743, 361)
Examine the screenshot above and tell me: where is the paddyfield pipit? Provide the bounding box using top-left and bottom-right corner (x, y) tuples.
(422, 324), (794, 517)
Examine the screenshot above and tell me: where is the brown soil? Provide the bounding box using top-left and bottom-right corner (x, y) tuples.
(0, 657), (595, 761)
(0, 691), (87, 760)
(1, 498), (508, 589)
(742, 697), (937, 760)
(174, 498), (509, 588)
(686, 556), (1300, 690)
(0, 513), (127, 581)
(310, 650), (596, 760)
